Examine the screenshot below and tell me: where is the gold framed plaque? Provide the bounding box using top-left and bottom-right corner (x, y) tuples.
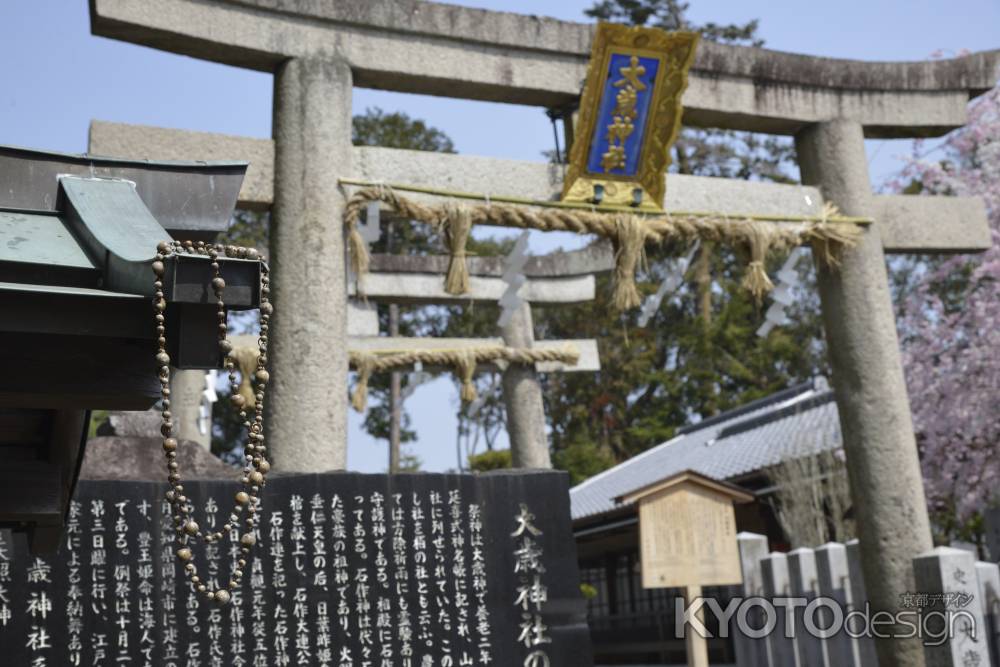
(562, 23), (699, 211)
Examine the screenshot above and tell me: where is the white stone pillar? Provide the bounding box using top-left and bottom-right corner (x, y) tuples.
(796, 120), (933, 667)
(975, 561), (1000, 666)
(846, 539), (879, 666)
(787, 548), (824, 666)
(912, 547), (989, 667)
(170, 369), (211, 449)
(814, 542), (859, 666)
(762, 552), (799, 666)
(268, 57), (351, 471)
(500, 302), (551, 469)
(735, 533), (770, 667)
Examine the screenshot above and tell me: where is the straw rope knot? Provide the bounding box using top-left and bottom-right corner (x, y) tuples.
(341, 186), (864, 312)
(454, 350), (478, 402)
(442, 202), (473, 295)
(740, 221), (776, 302)
(611, 214), (647, 311)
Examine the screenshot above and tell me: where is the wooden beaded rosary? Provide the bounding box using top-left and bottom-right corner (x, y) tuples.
(152, 240), (271, 606)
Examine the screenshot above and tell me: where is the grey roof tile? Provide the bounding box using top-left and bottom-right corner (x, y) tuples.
(569, 380), (842, 521)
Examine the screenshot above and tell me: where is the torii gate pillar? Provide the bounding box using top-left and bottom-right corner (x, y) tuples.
(797, 120), (932, 667)
(500, 303), (553, 469)
(268, 57), (352, 471)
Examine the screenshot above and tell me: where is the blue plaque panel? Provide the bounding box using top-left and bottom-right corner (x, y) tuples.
(561, 24), (699, 210)
(585, 53), (660, 178)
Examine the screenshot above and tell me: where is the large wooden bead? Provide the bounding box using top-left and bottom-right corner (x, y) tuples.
(254, 370), (269, 385)
(184, 521), (199, 536)
(235, 491), (250, 505)
(163, 438), (178, 452)
(214, 590), (231, 605)
(240, 533), (256, 547)
(176, 547), (192, 561)
(249, 471), (264, 486)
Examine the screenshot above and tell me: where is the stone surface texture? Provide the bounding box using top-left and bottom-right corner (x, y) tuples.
(797, 120), (933, 667)
(170, 368), (211, 449)
(500, 303), (552, 470)
(90, 0), (1000, 135)
(88, 122), (992, 254)
(349, 271), (595, 305)
(102, 408), (161, 438)
(82, 436), (236, 480)
(268, 57), (352, 472)
(89, 120), (274, 209)
(912, 547), (990, 667)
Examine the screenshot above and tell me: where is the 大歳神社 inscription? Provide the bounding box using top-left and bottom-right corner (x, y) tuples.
(0, 471), (592, 667)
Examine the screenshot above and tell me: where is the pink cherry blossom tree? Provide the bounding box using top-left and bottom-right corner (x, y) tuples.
(895, 81), (1000, 540)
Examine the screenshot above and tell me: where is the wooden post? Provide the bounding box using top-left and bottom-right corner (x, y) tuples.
(388, 302), (402, 473)
(684, 584), (710, 667)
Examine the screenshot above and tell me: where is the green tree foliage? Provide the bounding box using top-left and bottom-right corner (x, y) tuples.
(585, 0), (762, 45)
(467, 448), (512, 472)
(352, 107), (456, 154)
(397, 452), (424, 473)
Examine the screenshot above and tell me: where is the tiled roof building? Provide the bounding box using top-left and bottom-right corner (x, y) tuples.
(569, 378), (844, 665)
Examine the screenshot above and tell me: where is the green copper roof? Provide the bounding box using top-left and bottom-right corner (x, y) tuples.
(0, 210), (95, 269)
(0, 281), (141, 300)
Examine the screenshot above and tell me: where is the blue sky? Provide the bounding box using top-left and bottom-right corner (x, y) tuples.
(2, 0), (998, 472)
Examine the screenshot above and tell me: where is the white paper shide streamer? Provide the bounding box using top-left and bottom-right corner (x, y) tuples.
(756, 247), (809, 337)
(497, 231), (531, 328)
(359, 200), (383, 245)
(198, 370), (219, 436)
(637, 240), (701, 327)
(401, 360), (433, 401)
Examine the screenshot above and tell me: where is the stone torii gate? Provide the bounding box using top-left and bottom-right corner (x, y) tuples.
(87, 2), (999, 665)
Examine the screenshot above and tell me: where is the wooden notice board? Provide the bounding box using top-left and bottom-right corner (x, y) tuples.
(619, 470), (754, 589)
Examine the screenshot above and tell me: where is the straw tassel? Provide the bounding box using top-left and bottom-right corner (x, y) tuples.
(233, 346), (261, 408)
(347, 224), (371, 295)
(350, 353), (376, 412)
(443, 203), (473, 295)
(455, 350), (478, 402)
(740, 222), (775, 302)
(611, 214), (647, 311)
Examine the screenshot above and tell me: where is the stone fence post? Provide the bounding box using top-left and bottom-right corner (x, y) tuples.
(735, 532), (770, 667)
(846, 539), (880, 666)
(815, 542), (862, 667)
(912, 547), (989, 667)
(762, 552), (799, 666)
